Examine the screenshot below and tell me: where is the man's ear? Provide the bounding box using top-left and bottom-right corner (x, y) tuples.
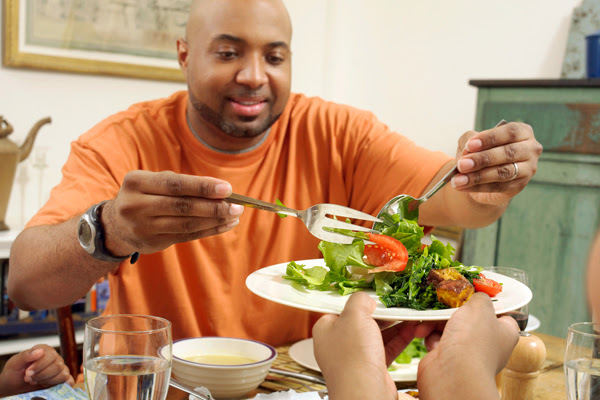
(177, 38), (189, 74)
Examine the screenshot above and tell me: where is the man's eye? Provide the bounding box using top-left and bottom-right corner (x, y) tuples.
(218, 51), (237, 59)
(267, 55), (285, 64)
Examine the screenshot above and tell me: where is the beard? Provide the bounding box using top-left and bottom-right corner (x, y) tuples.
(189, 93), (281, 138)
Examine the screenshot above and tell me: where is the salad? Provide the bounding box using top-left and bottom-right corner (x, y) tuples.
(283, 212), (502, 310)
(391, 338), (427, 366)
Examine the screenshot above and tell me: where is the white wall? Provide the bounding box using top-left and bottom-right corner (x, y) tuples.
(0, 0), (583, 231)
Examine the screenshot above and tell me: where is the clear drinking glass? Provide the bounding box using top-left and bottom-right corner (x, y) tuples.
(564, 322), (600, 400)
(485, 266), (529, 331)
(84, 314), (172, 400)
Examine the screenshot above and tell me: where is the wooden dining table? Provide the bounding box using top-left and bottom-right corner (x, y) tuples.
(164, 331), (567, 400)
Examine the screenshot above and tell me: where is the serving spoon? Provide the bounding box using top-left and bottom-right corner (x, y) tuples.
(374, 120), (507, 230)
(169, 378), (213, 400)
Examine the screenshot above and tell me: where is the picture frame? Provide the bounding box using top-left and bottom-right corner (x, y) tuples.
(2, 0), (187, 82)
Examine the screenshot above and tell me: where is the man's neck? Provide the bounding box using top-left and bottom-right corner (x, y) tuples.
(186, 112), (270, 154)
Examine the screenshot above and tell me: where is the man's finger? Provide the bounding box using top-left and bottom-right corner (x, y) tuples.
(497, 315), (520, 337)
(381, 321), (421, 365)
(414, 320), (445, 339)
(122, 171), (233, 198)
(460, 292), (495, 313)
(339, 292), (376, 319)
(424, 331), (442, 351)
(466, 122), (532, 152)
(312, 314), (338, 337)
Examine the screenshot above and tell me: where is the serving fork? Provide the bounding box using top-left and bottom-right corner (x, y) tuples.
(225, 193), (380, 244)
(374, 120), (507, 228)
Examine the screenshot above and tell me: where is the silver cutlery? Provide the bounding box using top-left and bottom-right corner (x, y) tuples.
(269, 367), (326, 385)
(169, 378), (212, 400)
(226, 193), (381, 244)
(268, 368), (328, 398)
(374, 119), (507, 228)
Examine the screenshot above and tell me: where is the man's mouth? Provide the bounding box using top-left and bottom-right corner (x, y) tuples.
(228, 97), (267, 117)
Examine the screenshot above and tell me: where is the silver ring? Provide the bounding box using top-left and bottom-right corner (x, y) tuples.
(510, 162), (519, 180)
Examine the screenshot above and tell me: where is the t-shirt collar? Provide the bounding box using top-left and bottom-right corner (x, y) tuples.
(186, 113), (270, 155)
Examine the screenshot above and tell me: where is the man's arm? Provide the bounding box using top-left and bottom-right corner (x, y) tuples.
(8, 218), (116, 310)
(418, 161), (507, 228)
(419, 122), (542, 228)
(8, 171), (243, 310)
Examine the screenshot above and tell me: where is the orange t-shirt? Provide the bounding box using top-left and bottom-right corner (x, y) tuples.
(27, 91), (451, 346)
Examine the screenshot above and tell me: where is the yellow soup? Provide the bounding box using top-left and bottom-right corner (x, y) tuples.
(185, 354), (257, 365)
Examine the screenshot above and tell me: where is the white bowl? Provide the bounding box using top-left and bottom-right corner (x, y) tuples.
(170, 337), (277, 399)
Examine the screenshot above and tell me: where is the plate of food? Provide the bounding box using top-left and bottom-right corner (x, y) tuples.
(289, 337), (424, 382)
(246, 260), (531, 320)
(246, 213), (532, 321)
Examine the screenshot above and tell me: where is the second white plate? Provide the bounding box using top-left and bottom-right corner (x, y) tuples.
(525, 314), (540, 332)
(289, 338), (419, 382)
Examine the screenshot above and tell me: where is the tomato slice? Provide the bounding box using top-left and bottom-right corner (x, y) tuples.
(473, 273), (503, 297)
(364, 233), (408, 273)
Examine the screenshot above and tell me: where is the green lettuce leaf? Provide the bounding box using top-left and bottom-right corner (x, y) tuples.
(318, 240), (368, 276)
(283, 261), (331, 290)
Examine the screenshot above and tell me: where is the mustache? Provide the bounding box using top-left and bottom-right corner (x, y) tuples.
(228, 90), (269, 99)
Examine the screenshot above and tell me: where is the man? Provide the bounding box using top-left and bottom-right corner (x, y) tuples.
(8, 0), (542, 346)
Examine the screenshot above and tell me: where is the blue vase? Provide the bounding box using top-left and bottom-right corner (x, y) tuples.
(586, 30), (600, 78)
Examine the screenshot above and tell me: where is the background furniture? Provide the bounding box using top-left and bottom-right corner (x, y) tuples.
(462, 79), (600, 339)
(0, 230), (85, 376)
(56, 305), (79, 377)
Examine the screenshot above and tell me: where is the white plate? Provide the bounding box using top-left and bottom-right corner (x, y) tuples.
(289, 338), (419, 382)
(525, 314), (540, 332)
(246, 259), (533, 321)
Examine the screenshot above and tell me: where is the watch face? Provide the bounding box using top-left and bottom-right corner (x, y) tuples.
(78, 219), (93, 247)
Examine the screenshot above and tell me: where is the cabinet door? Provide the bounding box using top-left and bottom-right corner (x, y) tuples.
(463, 86), (600, 338)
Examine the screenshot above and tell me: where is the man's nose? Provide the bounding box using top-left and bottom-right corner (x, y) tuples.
(236, 56), (268, 88)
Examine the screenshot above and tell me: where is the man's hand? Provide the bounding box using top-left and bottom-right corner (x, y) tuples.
(313, 292), (421, 400)
(102, 171), (244, 256)
(451, 122), (542, 206)
(415, 293), (520, 400)
(0, 344), (74, 396)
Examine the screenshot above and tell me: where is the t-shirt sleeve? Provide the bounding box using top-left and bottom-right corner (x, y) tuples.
(339, 110), (453, 217)
(26, 126), (138, 228)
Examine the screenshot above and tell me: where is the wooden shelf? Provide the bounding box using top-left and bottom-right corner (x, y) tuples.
(0, 329), (84, 356)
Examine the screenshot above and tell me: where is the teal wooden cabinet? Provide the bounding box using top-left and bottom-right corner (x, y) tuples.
(463, 79), (600, 339)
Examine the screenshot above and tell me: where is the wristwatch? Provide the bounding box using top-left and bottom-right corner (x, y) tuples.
(78, 200), (139, 263)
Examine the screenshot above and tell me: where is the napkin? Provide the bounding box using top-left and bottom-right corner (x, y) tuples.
(246, 389), (414, 399)
(1, 383), (87, 400)
(188, 390), (327, 400)
(250, 390), (327, 400)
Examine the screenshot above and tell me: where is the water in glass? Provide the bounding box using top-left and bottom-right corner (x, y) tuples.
(83, 314), (172, 400)
(564, 322), (600, 399)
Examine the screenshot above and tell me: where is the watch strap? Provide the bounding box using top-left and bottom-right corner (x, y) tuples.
(86, 201), (139, 264)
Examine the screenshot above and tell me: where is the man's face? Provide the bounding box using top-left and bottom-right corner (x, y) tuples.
(178, 0), (292, 140)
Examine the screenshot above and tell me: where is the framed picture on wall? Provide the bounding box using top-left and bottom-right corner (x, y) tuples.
(2, 0), (188, 81)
